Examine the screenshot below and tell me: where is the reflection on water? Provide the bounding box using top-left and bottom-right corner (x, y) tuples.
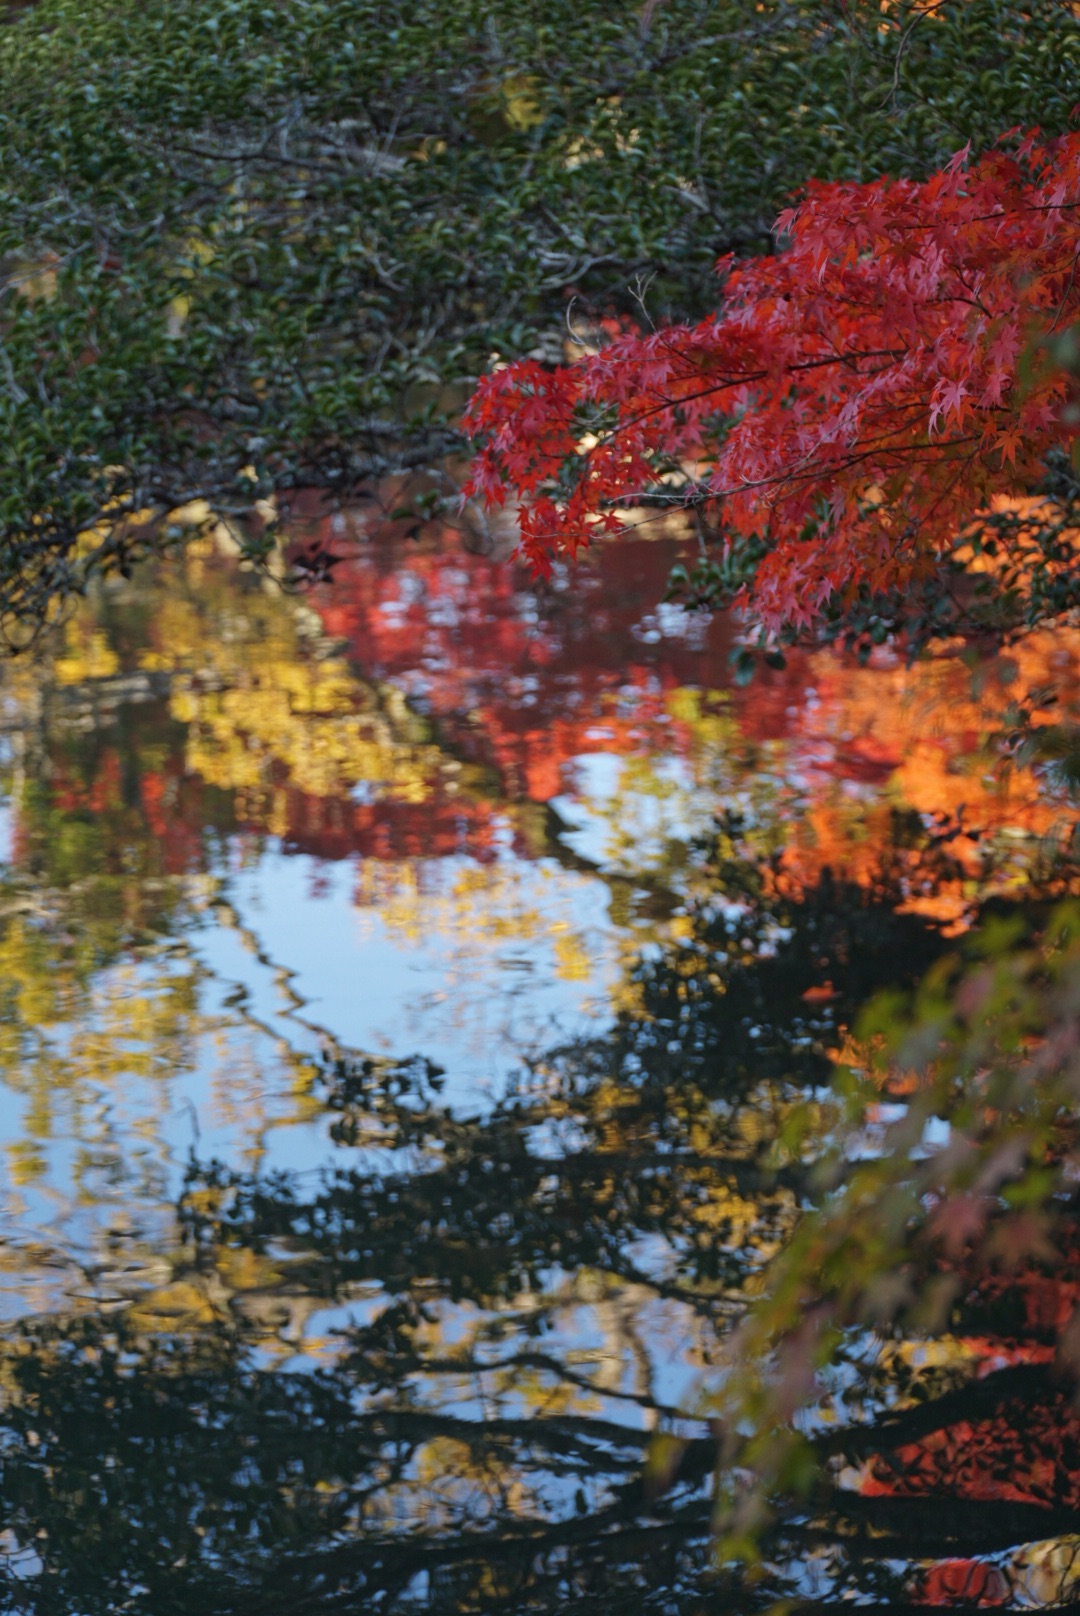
(0, 517), (1078, 1607)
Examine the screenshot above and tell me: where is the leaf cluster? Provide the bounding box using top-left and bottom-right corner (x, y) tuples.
(468, 131), (1080, 633)
(711, 903), (1080, 1557)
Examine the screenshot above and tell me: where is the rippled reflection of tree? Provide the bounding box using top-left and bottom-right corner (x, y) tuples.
(0, 861), (974, 1613)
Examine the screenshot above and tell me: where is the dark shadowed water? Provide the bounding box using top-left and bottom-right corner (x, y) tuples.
(0, 510), (1077, 1611)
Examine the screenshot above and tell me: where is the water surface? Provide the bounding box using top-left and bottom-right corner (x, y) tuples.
(0, 515), (1077, 1610)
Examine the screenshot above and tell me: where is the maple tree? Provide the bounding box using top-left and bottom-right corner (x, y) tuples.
(465, 130), (1080, 643)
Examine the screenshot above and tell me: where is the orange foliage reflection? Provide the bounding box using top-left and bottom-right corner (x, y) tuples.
(24, 509), (1080, 937)
(737, 627), (1080, 931)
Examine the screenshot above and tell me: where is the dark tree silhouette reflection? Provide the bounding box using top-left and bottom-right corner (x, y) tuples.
(5, 859), (1068, 1614)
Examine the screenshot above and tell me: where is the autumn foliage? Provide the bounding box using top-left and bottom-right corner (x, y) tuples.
(465, 131), (1080, 634)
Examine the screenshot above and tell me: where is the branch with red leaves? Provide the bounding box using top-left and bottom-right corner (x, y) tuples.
(464, 132), (1080, 636)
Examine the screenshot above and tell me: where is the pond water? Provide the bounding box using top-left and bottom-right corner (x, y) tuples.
(0, 508), (1078, 1610)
